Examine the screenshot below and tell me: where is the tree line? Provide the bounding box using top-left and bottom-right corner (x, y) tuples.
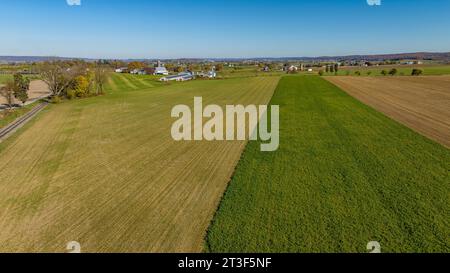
(318, 67), (423, 77)
(0, 73), (30, 109)
(1, 62), (108, 110)
(38, 62), (107, 102)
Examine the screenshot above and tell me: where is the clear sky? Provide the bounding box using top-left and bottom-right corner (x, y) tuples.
(1, 0), (449, 59)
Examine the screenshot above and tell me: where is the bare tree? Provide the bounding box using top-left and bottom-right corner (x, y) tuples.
(39, 62), (79, 97)
(0, 81), (16, 110)
(94, 66), (108, 95)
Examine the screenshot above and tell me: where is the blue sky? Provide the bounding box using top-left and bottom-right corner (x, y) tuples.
(0, 0), (449, 59)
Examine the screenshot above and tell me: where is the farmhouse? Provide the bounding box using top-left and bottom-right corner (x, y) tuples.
(196, 70), (217, 78)
(283, 65), (298, 72)
(155, 66), (169, 75)
(160, 72), (193, 82)
(115, 67), (128, 73)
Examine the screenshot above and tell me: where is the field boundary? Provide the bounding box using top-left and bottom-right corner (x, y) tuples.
(203, 76), (283, 252)
(324, 76), (450, 148)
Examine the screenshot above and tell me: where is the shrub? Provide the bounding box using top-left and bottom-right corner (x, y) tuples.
(381, 70), (388, 76)
(389, 68), (398, 76)
(411, 69), (423, 76)
(51, 96), (62, 104)
(73, 75), (89, 98)
(355, 71), (361, 76)
(318, 70), (324, 76)
(66, 90), (76, 100)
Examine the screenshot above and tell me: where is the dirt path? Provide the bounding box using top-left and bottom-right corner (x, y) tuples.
(325, 76), (450, 147)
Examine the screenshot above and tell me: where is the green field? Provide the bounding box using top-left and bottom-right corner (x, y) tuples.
(206, 76), (450, 253)
(106, 73), (164, 92)
(0, 74), (40, 84)
(0, 74), (12, 84)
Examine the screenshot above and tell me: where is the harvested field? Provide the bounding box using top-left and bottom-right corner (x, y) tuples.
(0, 76), (279, 252)
(325, 76), (450, 147)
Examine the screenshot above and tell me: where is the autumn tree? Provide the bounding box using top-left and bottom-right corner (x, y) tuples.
(174, 66), (184, 73)
(215, 63), (224, 71)
(202, 64), (212, 71)
(0, 81), (16, 110)
(165, 63), (175, 71)
(94, 66), (107, 95)
(188, 64), (200, 71)
(39, 62), (79, 97)
(73, 75), (89, 97)
(13, 73), (30, 105)
(128, 61), (145, 71)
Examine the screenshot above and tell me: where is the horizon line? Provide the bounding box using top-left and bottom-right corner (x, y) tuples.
(1, 51), (449, 61)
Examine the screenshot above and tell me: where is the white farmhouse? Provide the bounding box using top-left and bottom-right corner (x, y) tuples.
(160, 72), (194, 82)
(154, 67), (169, 75)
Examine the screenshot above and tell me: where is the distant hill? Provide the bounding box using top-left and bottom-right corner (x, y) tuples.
(246, 52), (450, 62)
(0, 56), (93, 63)
(1, 52), (449, 63)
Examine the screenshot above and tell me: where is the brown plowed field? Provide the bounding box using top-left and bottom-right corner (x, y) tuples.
(325, 76), (450, 147)
(0, 80), (50, 105)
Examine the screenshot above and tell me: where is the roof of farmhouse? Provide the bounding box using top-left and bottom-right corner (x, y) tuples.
(164, 73), (193, 80)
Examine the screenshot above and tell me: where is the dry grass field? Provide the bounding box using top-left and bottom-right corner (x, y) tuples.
(0, 75), (279, 252)
(325, 76), (450, 147)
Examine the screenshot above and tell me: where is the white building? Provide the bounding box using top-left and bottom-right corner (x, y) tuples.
(115, 67), (128, 73)
(160, 72), (194, 82)
(154, 67), (169, 75)
(196, 70), (217, 78)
